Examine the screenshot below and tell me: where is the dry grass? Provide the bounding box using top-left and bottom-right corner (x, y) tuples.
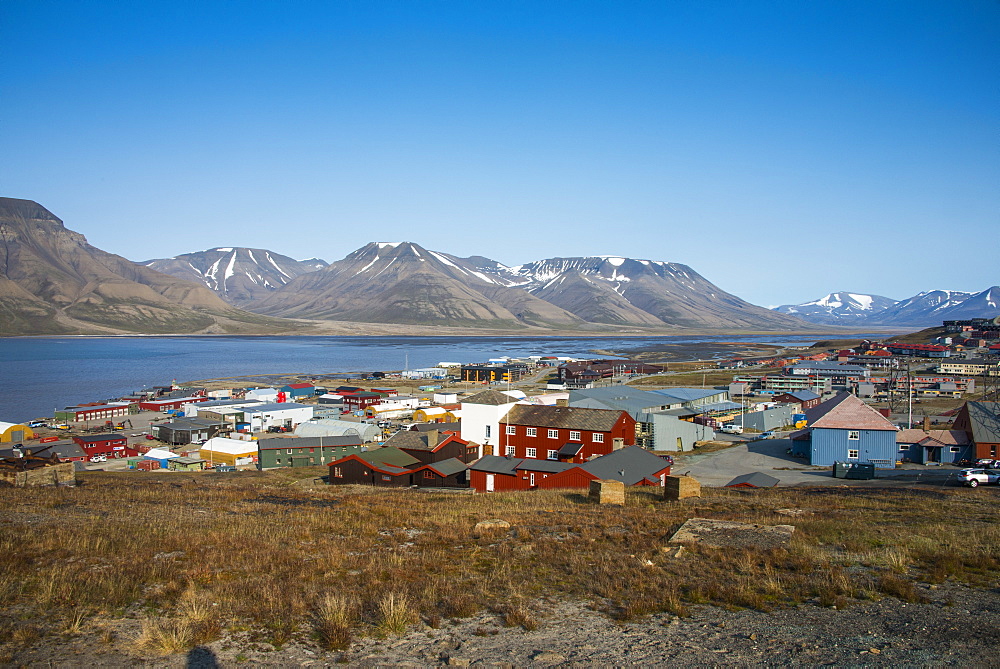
(0, 472), (997, 656)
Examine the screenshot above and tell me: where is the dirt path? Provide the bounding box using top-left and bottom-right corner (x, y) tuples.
(8, 583), (996, 667)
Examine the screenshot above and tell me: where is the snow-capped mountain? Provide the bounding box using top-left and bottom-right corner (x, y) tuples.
(249, 242), (585, 328)
(875, 288), (997, 326)
(774, 288), (1000, 326)
(494, 256), (806, 328)
(774, 292), (897, 324)
(143, 248), (328, 306)
(248, 246), (807, 329)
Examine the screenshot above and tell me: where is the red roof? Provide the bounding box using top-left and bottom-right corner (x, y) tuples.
(285, 383), (315, 389)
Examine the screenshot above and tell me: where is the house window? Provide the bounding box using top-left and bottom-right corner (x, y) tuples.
(506, 425), (516, 435)
(899, 446), (907, 451)
(276, 458), (281, 464)
(382, 475), (391, 481)
(593, 433), (604, 443)
(505, 445), (515, 456)
(949, 446), (960, 453)
(424, 470), (434, 479)
(548, 429), (558, 439)
(547, 450), (558, 460)
(569, 431), (581, 441)
(848, 449), (859, 459)
(526, 427), (537, 437)
(485, 425), (491, 438)
(286, 448), (292, 454)
(526, 448), (536, 458)
(848, 431), (860, 440)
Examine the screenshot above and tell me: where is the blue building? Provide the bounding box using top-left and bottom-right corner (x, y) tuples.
(795, 392), (898, 467)
(895, 429), (973, 464)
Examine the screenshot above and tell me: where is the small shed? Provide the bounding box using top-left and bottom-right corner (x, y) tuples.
(0, 422), (35, 444)
(725, 472), (780, 488)
(168, 456), (206, 472)
(143, 448), (178, 469)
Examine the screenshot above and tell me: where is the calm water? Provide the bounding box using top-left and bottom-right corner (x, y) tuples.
(0, 334), (830, 422)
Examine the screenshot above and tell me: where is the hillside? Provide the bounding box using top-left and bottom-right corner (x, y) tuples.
(0, 198), (302, 335)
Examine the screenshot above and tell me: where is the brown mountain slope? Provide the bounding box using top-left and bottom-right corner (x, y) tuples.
(251, 242), (586, 328)
(0, 198), (301, 335)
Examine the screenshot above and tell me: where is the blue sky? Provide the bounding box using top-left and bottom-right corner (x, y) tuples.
(2, 1), (997, 307)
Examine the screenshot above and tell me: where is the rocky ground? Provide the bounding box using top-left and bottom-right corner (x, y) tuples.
(7, 583), (997, 667)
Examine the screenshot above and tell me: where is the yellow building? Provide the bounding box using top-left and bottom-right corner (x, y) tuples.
(199, 437), (258, 467)
(0, 422), (35, 444)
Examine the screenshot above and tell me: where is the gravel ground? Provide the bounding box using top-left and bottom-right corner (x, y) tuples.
(7, 582), (997, 667)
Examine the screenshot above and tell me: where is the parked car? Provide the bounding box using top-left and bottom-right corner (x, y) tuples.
(720, 424), (744, 434)
(957, 468), (1000, 487)
(975, 458), (1000, 468)
(754, 431), (775, 440)
(27, 421), (48, 428)
(89, 455), (107, 463)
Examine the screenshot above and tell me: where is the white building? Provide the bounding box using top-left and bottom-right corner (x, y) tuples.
(459, 389), (522, 459)
(242, 403), (313, 432)
(246, 388), (279, 402)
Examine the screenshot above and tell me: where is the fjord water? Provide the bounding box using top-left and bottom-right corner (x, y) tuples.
(1, 335), (824, 422)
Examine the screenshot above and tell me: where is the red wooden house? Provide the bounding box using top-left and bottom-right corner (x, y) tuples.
(468, 456), (574, 492)
(72, 433), (138, 460)
(498, 405), (635, 463)
(469, 446), (672, 492)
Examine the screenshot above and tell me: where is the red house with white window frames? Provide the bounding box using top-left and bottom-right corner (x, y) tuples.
(72, 433), (138, 460)
(498, 405), (635, 463)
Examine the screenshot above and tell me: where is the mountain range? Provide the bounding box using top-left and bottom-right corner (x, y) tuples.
(7, 196), (995, 336)
(775, 289), (1000, 327)
(0, 198), (299, 335)
(240, 242), (806, 329)
(143, 248), (327, 306)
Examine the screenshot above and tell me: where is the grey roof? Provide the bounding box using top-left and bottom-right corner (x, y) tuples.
(786, 361), (867, 372)
(243, 402), (311, 413)
(725, 472), (780, 488)
(1, 441), (86, 460)
(257, 435), (362, 451)
(779, 390), (821, 402)
(470, 455), (573, 475)
(462, 390), (520, 406)
(156, 417), (225, 430)
(557, 442), (584, 456)
(410, 422), (461, 433)
(469, 455), (521, 475)
(73, 433), (124, 443)
(580, 446), (673, 486)
(294, 419), (381, 440)
(417, 457), (468, 477)
(964, 401), (1000, 444)
(569, 387), (676, 417)
(383, 430), (448, 451)
(171, 456), (205, 465)
(649, 388), (723, 403)
(698, 401), (744, 412)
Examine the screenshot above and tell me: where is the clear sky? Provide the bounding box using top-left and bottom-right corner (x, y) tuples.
(2, 1), (997, 307)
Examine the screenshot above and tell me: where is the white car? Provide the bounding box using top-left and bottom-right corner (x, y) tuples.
(957, 469), (1000, 487)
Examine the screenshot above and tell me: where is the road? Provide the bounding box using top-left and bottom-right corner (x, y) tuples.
(679, 436), (966, 489)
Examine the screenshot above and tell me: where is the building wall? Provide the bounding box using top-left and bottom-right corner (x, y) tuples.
(258, 443), (364, 468)
(648, 413), (702, 452)
(499, 414), (635, 461)
(809, 428), (898, 466)
(533, 467), (596, 489)
(468, 469), (528, 492)
(459, 401), (516, 460)
(328, 457), (410, 487)
(740, 405), (797, 432)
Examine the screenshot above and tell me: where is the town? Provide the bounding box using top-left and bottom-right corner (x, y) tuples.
(4, 317), (999, 490)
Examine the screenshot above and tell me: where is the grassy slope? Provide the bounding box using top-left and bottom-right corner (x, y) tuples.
(0, 474), (996, 656)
